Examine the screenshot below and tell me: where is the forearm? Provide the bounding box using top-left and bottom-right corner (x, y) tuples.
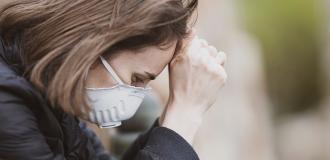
(160, 100), (203, 145)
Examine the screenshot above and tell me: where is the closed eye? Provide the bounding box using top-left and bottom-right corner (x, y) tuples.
(131, 75), (147, 87)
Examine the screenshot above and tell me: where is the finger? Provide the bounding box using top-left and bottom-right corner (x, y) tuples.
(181, 28), (196, 50)
(211, 62), (228, 83)
(217, 65), (228, 83)
(187, 36), (203, 56)
(200, 39), (208, 47)
(198, 48), (209, 60)
(216, 51), (227, 66)
(207, 45), (218, 57)
(176, 29), (198, 57)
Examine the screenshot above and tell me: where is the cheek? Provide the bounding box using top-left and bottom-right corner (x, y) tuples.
(109, 57), (135, 84)
(85, 64), (117, 88)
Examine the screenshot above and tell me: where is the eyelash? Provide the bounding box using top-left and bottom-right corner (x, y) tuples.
(131, 76), (144, 85)
(135, 77), (144, 82)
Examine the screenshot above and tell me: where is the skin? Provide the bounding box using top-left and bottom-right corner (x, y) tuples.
(85, 43), (176, 88)
(86, 29), (227, 144)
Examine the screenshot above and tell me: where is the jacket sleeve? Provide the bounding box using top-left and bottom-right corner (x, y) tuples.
(122, 119), (200, 160)
(0, 89), (66, 160)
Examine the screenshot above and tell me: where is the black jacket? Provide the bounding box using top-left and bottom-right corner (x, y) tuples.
(0, 38), (199, 160)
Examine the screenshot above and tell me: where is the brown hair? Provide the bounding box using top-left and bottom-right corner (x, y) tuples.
(0, 0), (198, 117)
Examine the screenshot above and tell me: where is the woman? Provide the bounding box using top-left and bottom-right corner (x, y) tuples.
(0, 0), (227, 159)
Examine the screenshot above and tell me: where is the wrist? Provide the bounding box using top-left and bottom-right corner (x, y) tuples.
(160, 101), (204, 144)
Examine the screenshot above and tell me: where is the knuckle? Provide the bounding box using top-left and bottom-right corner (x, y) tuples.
(209, 46), (217, 54)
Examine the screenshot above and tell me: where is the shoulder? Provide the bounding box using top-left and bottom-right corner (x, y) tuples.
(0, 61), (40, 104)
(0, 62), (40, 133)
(0, 59), (65, 135)
(0, 60), (44, 134)
(0, 80), (62, 160)
(0, 63), (61, 159)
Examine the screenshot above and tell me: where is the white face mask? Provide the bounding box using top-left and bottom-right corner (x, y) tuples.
(86, 56), (150, 128)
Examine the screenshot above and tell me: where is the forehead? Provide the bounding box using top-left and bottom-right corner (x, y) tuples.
(121, 42), (177, 75)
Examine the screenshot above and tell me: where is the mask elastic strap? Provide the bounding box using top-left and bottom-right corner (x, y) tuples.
(100, 56), (124, 85)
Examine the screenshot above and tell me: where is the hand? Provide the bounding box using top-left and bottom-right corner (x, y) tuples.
(160, 29), (227, 144)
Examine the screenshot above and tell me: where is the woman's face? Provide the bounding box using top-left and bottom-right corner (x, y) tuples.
(86, 41), (177, 88)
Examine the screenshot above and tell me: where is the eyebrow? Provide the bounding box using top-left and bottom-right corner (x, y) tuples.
(144, 71), (157, 80)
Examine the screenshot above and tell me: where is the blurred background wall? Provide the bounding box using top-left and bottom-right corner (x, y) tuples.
(321, 0), (330, 159)
(1, 0), (330, 160)
(240, 0), (330, 160)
